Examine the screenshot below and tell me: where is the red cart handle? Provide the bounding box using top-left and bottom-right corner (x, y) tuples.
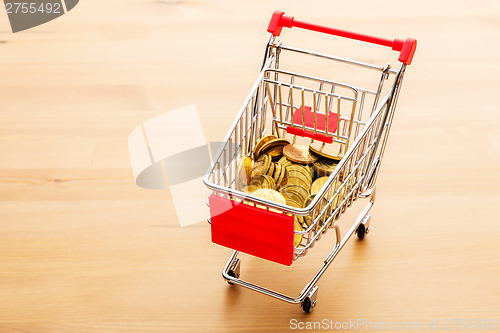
(267, 10), (417, 65)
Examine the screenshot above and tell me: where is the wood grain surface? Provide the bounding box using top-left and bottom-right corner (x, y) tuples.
(0, 1), (499, 332)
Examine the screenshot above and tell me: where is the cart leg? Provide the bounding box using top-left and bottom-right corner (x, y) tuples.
(224, 253), (241, 285)
(357, 186), (375, 239)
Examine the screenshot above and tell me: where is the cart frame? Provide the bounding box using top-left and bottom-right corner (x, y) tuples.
(203, 11), (416, 312)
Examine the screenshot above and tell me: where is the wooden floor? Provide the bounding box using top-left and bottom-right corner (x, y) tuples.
(0, 1), (499, 332)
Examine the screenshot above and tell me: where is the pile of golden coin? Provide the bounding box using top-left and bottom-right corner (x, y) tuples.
(235, 134), (347, 248)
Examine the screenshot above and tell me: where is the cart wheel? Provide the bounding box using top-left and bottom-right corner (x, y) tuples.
(227, 270), (236, 285)
(356, 224), (366, 240)
(301, 286), (318, 313)
(302, 298), (312, 313)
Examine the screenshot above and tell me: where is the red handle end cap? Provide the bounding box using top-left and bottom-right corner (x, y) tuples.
(267, 10), (294, 36)
(398, 38), (417, 65)
(267, 10), (285, 36)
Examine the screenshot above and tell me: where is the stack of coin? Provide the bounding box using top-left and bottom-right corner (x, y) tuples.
(277, 156), (292, 168)
(245, 153), (288, 192)
(273, 162), (287, 189)
(312, 155), (339, 178)
(246, 174), (275, 191)
(251, 154), (272, 178)
(253, 135), (277, 158)
(279, 164), (312, 208)
(254, 136), (290, 161)
(233, 135), (355, 240)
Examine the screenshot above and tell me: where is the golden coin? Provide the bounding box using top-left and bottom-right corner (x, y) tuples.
(283, 175), (310, 191)
(252, 174), (272, 189)
(262, 154), (273, 176)
(274, 163), (285, 182)
(236, 155), (253, 189)
(309, 141), (344, 161)
(303, 215), (311, 227)
(294, 217), (303, 247)
(281, 191), (304, 207)
(251, 154), (266, 175)
(287, 164), (312, 177)
(248, 175), (268, 189)
(285, 197), (302, 208)
(294, 163), (313, 177)
(331, 186), (346, 210)
(286, 164), (312, 183)
(303, 165), (313, 176)
(253, 135), (277, 159)
(283, 144), (318, 164)
(251, 154), (271, 178)
(303, 194), (316, 208)
(257, 138), (290, 158)
(266, 161), (275, 177)
(281, 177), (309, 192)
(303, 194), (329, 227)
(252, 188), (286, 205)
(277, 156), (290, 166)
(295, 186), (311, 203)
(304, 194), (329, 211)
(281, 184), (309, 202)
(272, 162), (282, 183)
(287, 169), (312, 186)
(262, 174), (276, 189)
(286, 170), (311, 187)
(241, 185), (258, 194)
(313, 156), (338, 175)
(311, 176), (329, 195)
(266, 145), (285, 160)
(277, 165), (287, 188)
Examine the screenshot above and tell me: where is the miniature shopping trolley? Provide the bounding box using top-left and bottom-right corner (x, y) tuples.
(203, 10), (416, 312)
